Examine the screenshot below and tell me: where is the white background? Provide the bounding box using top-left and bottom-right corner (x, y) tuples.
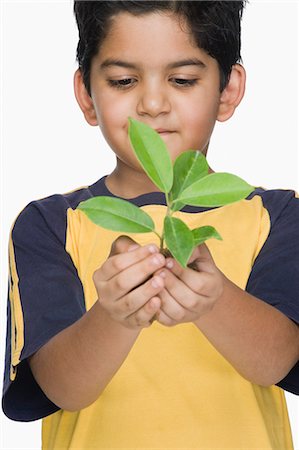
(1, 0), (298, 449)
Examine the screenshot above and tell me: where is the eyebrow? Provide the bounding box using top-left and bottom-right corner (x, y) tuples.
(99, 58), (207, 71)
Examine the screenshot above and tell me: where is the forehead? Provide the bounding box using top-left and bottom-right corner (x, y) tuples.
(96, 12), (206, 66)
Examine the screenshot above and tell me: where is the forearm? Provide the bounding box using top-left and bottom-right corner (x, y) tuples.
(29, 239), (166, 411)
(194, 276), (299, 386)
(29, 300), (140, 411)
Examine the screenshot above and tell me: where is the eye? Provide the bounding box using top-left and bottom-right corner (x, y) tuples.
(171, 78), (198, 87)
(107, 79), (136, 89)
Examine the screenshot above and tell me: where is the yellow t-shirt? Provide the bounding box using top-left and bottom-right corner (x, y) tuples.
(3, 177), (298, 449)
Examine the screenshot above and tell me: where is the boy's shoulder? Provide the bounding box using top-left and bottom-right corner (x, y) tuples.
(9, 177), (108, 248)
(12, 181), (298, 237)
(12, 176), (108, 230)
(25, 176), (109, 212)
(248, 187), (298, 224)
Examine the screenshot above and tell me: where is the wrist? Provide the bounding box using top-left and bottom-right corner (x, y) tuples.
(93, 299), (142, 336)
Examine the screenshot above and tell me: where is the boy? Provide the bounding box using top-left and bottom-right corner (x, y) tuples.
(2, 1), (299, 449)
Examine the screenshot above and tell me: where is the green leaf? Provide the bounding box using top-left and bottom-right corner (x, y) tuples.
(77, 196), (155, 233)
(175, 172), (254, 207)
(164, 216), (194, 268)
(170, 150), (209, 212)
(192, 226), (222, 247)
(128, 117), (173, 193)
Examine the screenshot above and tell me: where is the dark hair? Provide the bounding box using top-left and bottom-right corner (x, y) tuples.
(74, 1), (246, 96)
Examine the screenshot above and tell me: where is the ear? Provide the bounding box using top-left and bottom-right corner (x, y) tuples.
(217, 64), (246, 122)
(73, 68), (98, 126)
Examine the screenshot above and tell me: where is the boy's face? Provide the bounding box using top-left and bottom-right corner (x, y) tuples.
(82, 12), (239, 195)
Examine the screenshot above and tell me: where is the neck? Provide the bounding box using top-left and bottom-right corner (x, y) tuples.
(105, 157), (214, 199)
(105, 162), (160, 199)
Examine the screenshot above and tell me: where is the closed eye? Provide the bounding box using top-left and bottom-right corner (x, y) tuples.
(171, 78), (198, 87)
(107, 78), (198, 90)
(107, 79), (136, 89)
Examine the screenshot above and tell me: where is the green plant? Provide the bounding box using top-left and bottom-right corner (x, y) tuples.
(77, 118), (254, 268)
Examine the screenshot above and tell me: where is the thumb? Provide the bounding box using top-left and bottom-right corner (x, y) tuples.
(188, 242), (214, 272)
(109, 235), (140, 257)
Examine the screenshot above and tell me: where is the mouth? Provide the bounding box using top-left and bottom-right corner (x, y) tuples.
(155, 129), (175, 135)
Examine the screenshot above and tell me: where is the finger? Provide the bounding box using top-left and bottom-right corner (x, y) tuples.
(96, 243), (160, 282)
(113, 274), (165, 317)
(102, 252), (165, 301)
(126, 296), (161, 328)
(188, 243), (215, 273)
(157, 267), (209, 311)
(164, 257), (215, 296)
(109, 235), (140, 257)
(156, 308), (177, 327)
(159, 287), (187, 322)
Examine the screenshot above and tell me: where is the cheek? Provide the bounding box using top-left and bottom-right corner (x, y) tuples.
(177, 100), (219, 151)
(181, 95), (219, 132)
(181, 109), (214, 139)
(92, 90), (127, 127)
(94, 96), (131, 150)
(101, 99), (132, 136)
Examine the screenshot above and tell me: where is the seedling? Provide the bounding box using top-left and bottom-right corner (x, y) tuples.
(77, 118), (254, 268)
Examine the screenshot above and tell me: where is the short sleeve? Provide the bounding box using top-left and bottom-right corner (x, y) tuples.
(2, 196), (86, 421)
(246, 190), (299, 394)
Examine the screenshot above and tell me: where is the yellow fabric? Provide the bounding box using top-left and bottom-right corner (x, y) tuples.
(42, 198), (294, 449)
(8, 232), (25, 379)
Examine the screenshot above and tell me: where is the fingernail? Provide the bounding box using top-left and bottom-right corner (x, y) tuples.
(166, 259), (174, 269)
(151, 254), (164, 265)
(128, 244), (140, 252)
(151, 276), (163, 288)
(148, 244), (158, 254)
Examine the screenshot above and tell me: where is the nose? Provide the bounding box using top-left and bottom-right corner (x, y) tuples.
(136, 82), (171, 118)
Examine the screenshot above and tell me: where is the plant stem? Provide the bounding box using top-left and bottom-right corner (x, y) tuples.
(160, 233), (165, 252)
(165, 191), (171, 210)
(160, 191), (176, 251)
(152, 230), (163, 250)
(153, 230), (162, 240)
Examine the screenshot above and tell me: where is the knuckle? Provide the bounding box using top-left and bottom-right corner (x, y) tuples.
(134, 313), (146, 328)
(111, 235), (135, 255)
(175, 309), (186, 321)
(123, 294), (135, 312)
(114, 274), (127, 291)
(92, 269), (100, 284)
(111, 256), (123, 273)
(187, 298), (199, 310)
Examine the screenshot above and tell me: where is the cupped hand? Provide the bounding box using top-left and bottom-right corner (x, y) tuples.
(155, 243), (225, 326)
(93, 236), (166, 329)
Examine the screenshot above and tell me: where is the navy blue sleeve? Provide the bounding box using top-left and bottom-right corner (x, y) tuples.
(246, 190), (299, 394)
(2, 195), (86, 421)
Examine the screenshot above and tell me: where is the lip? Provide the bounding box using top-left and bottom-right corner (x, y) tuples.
(155, 129), (175, 134)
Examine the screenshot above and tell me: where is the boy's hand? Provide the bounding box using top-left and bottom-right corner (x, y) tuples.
(155, 243), (224, 326)
(93, 236), (166, 329)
